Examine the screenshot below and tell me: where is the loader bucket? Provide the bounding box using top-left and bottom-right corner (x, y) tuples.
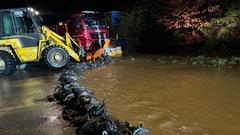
(104, 47), (122, 57)
(92, 39), (122, 60)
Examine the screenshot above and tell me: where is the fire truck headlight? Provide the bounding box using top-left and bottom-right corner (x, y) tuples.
(86, 43), (91, 47)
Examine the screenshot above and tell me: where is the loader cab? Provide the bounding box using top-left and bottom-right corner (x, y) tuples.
(0, 8), (42, 47)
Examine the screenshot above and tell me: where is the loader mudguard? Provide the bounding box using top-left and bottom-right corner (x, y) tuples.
(0, 45), (21, 62)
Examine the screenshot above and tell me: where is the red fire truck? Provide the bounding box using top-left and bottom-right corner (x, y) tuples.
(51, 11), (110, 53)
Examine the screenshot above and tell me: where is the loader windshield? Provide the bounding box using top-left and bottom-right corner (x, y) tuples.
(14, 10), (37, 33)
(13, 9), (42, 33)
(33, 15), (43, 26)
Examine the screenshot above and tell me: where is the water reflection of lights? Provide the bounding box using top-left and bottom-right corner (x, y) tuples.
(49, 116), (57, 122)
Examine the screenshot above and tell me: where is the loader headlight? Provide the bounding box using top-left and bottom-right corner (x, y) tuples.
(28, 7), (34, 12)
(35, 11), (39, 15)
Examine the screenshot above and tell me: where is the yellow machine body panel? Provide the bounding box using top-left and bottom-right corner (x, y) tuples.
(15, 47), (38, 62)
(0, 26), (82, 63)
(0, 38), (39, 62)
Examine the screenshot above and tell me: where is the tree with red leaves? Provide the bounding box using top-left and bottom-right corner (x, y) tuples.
(160, 0), (220, 44)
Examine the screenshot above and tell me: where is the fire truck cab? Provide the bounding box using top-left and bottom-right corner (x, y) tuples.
(53, 11), (110, 53)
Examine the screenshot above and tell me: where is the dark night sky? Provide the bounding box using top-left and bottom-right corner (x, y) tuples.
(0, 0), (132, 24)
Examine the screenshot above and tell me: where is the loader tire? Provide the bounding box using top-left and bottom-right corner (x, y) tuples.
(0, 51), (17, 76)
(44, 45), (69, 69)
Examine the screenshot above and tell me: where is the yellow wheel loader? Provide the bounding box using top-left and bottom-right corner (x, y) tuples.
(0, 8), (115, 76)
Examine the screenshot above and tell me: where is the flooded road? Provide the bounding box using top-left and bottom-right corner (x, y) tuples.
(1, 55), (240, 135)
(0, 69), (73, 135)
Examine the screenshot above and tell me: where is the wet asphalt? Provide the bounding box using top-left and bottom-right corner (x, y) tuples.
(0, 66), (74, 135)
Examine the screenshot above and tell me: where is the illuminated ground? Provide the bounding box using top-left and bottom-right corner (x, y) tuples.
(0, 68), (75, 135)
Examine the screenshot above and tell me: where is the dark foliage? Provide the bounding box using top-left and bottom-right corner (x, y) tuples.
(120, 0), (240, 56)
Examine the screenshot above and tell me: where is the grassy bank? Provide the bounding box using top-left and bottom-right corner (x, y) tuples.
(154, 55), (240, 68)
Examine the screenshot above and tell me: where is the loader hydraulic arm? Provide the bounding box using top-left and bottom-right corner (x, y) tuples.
(41, 26), (83, 62)
(41, 26), (78, 47)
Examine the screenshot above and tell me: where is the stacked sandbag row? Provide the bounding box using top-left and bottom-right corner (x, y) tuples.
(72, 55), (113, 73)
(48, 70), (150, 135)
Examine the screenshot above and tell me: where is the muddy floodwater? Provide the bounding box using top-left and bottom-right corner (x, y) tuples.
(1, 55), (240, 135)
